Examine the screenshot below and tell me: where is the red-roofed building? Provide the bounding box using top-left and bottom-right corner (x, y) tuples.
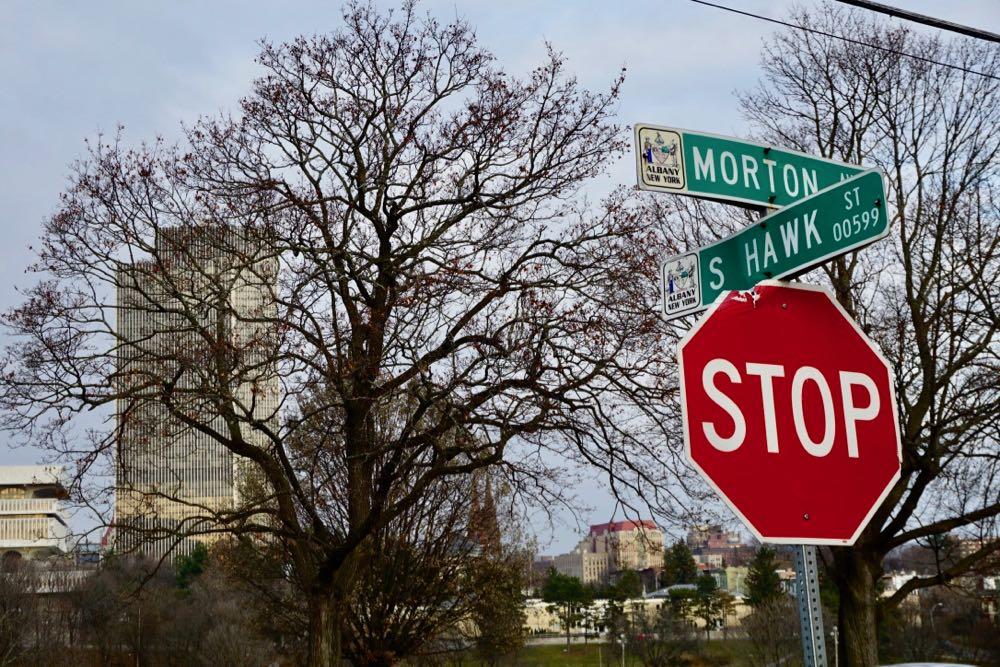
(552, 519), (665, 585)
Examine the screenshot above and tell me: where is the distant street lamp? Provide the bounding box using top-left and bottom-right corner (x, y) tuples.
(831, 625), (839, 667)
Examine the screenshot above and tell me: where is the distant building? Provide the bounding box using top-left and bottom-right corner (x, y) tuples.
(954, 537), (999, 560)
(695, 552), (725, 569)
(0, 466), (69, 562)
(114, 226), (278, 563)
(687, 524), (741, 550)
(532, 554), (555, 572)
(523, 595), (752, 635)
(72, 539), (102, 566)
(706, 567), (726, 590)
(978, 575), (999, 622)
(645, 583), (697, 599)
(552, 550), (609, 585)
(528, 554), (554, 591)
(776, 568), (797, 595)
(723, 565), (749, 596)
(686, 523), (754, 567)
(552, 519), (665, 585)
(703, 565), (748, 597)
(880, 570), (918, 597)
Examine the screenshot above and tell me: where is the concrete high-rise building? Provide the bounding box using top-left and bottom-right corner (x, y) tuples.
(115, 226), (278, 562)
(0, 466), (69, 563)
(552, 520), (665, 585)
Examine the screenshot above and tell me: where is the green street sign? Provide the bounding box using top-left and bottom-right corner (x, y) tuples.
(635, 124), (864, 209)
(661, 169), (887, 320)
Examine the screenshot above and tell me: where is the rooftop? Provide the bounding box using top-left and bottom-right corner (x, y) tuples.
(589, 519), (659, 535)
(0, 466), (64, 487)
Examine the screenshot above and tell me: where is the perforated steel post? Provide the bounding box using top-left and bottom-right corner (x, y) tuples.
(796, 545), (827, 667)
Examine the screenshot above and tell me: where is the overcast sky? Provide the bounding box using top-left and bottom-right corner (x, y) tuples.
(2, 0), (997, 553)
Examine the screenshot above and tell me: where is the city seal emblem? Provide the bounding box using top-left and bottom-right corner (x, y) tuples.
(660, 252), (701, 317)
(637, 126), (685, 190)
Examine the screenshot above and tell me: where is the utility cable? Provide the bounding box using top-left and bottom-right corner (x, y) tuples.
(687, 0), (1000, 82)
(833, 0), (1000, 44)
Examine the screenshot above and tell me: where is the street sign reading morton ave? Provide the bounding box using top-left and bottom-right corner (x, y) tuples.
(659, 168), (887, 320)
(678, 282), (902, 545)
(635, 124), (863, 209)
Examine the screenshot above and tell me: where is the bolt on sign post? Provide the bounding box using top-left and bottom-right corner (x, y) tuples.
(659, 169), (887, 320)
(677, 282), (902, 545)
(634, 124), (863, 209)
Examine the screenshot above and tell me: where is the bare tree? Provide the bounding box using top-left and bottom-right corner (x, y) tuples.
(652, 3), (1000, 665)
(0, 562), (37, 666)
(624, 601), (696, 667)
(742, 598), (801, 667)
(0, 3), (678, 665)
(342, 469), (529, 666)
(187, 571), (277, 667)
(467, 551), (527, 666)
(341, 474), (478, 665)
(0, 560), (86, 666)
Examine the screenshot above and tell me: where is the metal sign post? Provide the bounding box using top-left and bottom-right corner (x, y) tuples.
(795, 545), (828, 667)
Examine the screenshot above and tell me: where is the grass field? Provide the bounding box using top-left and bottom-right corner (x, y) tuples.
(446, 639), (753, 666)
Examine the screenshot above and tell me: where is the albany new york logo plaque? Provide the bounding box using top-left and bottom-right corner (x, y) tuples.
(638, 127), (685, 190)
(661, 252), (700, 317)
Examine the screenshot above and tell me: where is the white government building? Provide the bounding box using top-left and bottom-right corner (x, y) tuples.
(0, 466), (69, 563)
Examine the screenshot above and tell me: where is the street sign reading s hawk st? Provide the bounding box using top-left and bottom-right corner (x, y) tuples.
(659, 168), (887, 319)
(678, 282), (902, 545)
(634, 124), (863, 209)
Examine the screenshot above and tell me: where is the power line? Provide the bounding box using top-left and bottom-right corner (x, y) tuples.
(833, 0), (1000, 44)
(687, 0), (1000, 82)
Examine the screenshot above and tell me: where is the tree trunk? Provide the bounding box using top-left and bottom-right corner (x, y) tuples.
(307, 593), (340, 667)
(836, 550), (880, 667)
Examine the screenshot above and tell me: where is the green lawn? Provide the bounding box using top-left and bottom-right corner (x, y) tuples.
(445, 639), (753, 666)
(515, 643), (607, 666)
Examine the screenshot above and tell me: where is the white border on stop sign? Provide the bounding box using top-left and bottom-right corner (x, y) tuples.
(676, 280), (903, 546)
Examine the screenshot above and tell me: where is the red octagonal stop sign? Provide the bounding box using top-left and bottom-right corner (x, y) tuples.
(679, 281), (901, 545)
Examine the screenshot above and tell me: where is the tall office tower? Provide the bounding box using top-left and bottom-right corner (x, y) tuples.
(115, 226), (278, 562)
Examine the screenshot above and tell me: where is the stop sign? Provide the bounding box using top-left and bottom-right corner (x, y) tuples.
(678, 281), (901, 545)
